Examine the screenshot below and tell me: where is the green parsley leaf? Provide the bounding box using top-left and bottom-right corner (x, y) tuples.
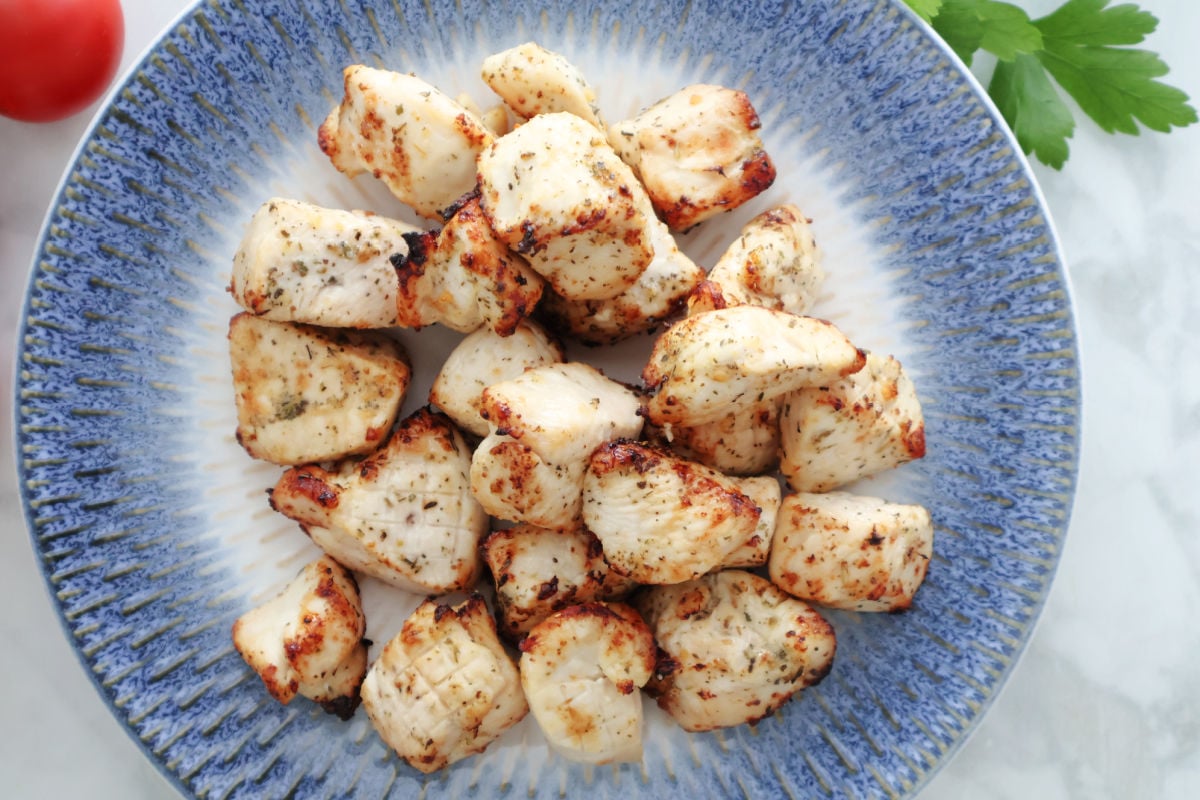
(931, 0), (1042, 66)
(990, 54), (1076, 169)
(1033, 0), (1198, 135)
(902, 0), (944, 24)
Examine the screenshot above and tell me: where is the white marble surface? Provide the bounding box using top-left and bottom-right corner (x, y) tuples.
(1, 1), (1197, 797)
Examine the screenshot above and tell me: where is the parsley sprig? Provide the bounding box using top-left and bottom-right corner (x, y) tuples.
(904, 0), (1197, 168)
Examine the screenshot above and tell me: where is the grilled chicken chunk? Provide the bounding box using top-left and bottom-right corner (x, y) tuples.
(538, 212), (704, 344)
(319, 65), (493, 219)
(642, 305), (865, 428)
(583, 441), (761, 584)
(481, 42), (603, 128)
(636, 570), (835, 732)
(270, 409), (487, 594)
(769, 491), (933, 612)
(394, 195), (544, 335)
(470, 363), (643, 529)
(721, 475), (781, 569)
(230, 198), (419, 329)
(429, 319), (565, 438)
(779, 351), (926, 492)
(519, 603), (656, 764)
(608, 84), (775, 230)
(361, 595), (528, 773)
(687, 205), (824, 316)
(228, 313), (409, 465)
(231, 555), (367, 719)
(482, 524), (637, 638)
(477, 112), (654, 300)
(649, 398), (782, 476)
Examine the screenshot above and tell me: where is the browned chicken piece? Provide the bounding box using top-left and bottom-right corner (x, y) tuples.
(608, 84), (775, 230)
(720, 475), (782, 569)
(769, 491), (933, 612)
(361, 595), (528, 773)
(481, 42), (603, 128)
(482, 524), (638, 638)
(686, 205), (824, 317)
(647, 397), (782, 477)
(319, 65), (493, 219)
(477, 112), (655, 301)
(393, 194), (544, 336)
(642, 305), (865, 428)
(229, 198), (420, 329)
(779, 351), (925, 492)
(519, 603), (656, 764)
(228, 313), (409, 465)
(582, 440), (761, 584)
(428, 319), (565, 438)
(269, 409), (487, 594)
(231, 555), (367, 720)
(636, 570), (835, 732)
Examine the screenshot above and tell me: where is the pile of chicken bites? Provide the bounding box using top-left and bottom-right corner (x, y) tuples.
(227, 43), (931, 772)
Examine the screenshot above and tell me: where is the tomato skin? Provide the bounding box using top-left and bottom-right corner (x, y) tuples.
(0, 0), (125, 123)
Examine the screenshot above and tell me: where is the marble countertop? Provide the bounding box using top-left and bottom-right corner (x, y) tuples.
(2, 1), (1197, 797)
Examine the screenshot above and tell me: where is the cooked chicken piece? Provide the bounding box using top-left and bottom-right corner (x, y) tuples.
(686, 205), (824, 316)
(642, 305), (865, 427)
(635, 570), (835, 732)
(361, 595), (528, 773)
(519, 603), (655, 764)
(608, 84), (775, 230)
(482, 524), (638, 638)
(649, 398), (781, 476)
(538, 213), (704, 344)
(455, 92), (511, 135)
(228, 313), (409, 465)
(477, 112), (654, 300)
(721, 475), (781, 569)
(229, 198), (419, 329)
(269, 408), (487, 594)
(769, 491), (933, 612)
(231, 555), (367, 719)
(319, 65), (493, 219)
(582, 440), (761, 584)
(394, 194), (544, 335)
(779, 351), (926, 492)
(470, 435), (588, 530)
(429, 319), (565, 438)
(478, 362), (643, 466)
(470, 362), (643, 528)
(480, 42), (603, 128)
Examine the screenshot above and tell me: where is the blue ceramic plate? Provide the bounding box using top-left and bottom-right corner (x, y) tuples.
(16, 1), (1079, 797)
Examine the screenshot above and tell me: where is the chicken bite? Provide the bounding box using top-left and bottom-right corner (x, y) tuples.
(720, 475), (781, 569)
(582, 440), (761, 584)
(769, 491), (933, 612)
(482, 524), (637, 638)
(636, 570), (835, 732)
(319, 65), (493, 219)
(686, 204), (824, 316)
(779, 351), (926, 492)
(469, 363), (643, 529)
(519, 602), (656, 764)
(429, 319), (565, 438)
(269, 408), (487, 594)
(642, 305), (865, 428)
(538, 212), (704, 345)
(229, 198), (420, 329)
(394, 194), (545, 335)
(481, 42), (603, 128)
(608, 84), (775, 230)
(477, 112), (654, 300)
(361, 595), (528, 773)
(228, 313), (409, 465)
(648, 397), (782, 476)
(231, 555), (367, 720)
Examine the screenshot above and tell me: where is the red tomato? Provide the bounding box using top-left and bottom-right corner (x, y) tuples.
(0, 0), (125, 123)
